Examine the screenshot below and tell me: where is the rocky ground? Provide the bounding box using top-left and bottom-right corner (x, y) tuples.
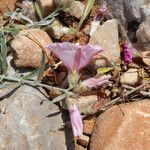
(0, 0), (150, 150)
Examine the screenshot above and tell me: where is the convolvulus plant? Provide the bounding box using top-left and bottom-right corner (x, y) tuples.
(47, 42), (111, 137)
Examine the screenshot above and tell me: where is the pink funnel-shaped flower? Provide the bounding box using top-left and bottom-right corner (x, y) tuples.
(82, 75), (111, 88)
(47, 42), (103, 71)
(69, 104), (83, 137)
(122, 44), (132, 64)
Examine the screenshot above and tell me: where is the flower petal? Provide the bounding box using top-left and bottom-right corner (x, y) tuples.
(69, 104), (83, 137)
(47, 42), (103, 71)
(123, 44), (132, 64)
(78, 44), (103, 70)
(82, 75), (111, 88)
(47, 42), (80, 70)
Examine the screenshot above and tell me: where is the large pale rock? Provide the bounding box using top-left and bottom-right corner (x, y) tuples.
(105, 0), (126, 26)
(0, 0), (16, 14)
(89, 19), (120, 67)
(68, 1), (85, 19)
(37, 0), (55, 17)
(11, 28), (53, 68)
(105, 0), (147, 26)
(0, 85), (74, 150)
(90, 99), (150, 150)
(123, 0), (147, 22)
(103, 0), (148, 47)
(120, 68), (139, 85)
(136, 3), (150, 51)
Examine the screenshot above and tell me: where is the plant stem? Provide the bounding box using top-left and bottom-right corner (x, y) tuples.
(0, 75), (73, 94)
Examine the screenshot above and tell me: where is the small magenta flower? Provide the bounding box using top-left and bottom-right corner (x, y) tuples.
(122, 44), (132, 64)
(47, 42), (103, 71)
(82, 75), (111, 88)
(69, 104), (83, 137)
(90, 1), (107, 36)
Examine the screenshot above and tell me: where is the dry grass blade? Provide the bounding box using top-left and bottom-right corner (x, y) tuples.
(77, 0), (95, 31)
(37, 51), (46, 81)
(100, 80), (150, 112)
(34, 2), (43, 20)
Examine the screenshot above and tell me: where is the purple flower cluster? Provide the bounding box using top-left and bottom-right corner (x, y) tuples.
(122, 44), (132, 64)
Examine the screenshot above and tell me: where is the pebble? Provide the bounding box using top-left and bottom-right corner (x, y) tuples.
(11, 28), (53, 68)
(68, 1), (85, 19)
(120, 68), (139, 85)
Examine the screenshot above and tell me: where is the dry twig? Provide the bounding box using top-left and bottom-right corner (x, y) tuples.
(100, 80), (150, 112)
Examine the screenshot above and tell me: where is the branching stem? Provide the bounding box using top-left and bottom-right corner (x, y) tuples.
(0, 75), (73, 95)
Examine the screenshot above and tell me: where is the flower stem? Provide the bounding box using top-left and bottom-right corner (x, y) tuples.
(0, 75), (73, 94)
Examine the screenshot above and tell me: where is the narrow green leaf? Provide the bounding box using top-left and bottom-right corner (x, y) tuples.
(0, 83), (9, 89)
(34, 2), (43, 20)
(97, 67), (113, 74)
(77, 0), (95, 30)
(68, 28), (77, 35)
(0, 82), (21, 89)
(50, 93), (67, 104)
(37, 52), (45, 81)
(0, 31), (8, 74)
(22, 68), (39, 80)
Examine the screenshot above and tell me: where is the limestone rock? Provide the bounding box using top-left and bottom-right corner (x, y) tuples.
(120, 68), (139, 85)
(105, 0), (147, 26)
(69, 1), (85, 19)
(123, 0), (147, 22)
(89, 19), (120, 67)
(90, 99), (150, 150)
(0, 0), (16, 14)
(0, 85), (74, 150)
(105, 0), (126, 25)
(136, 3), (150, 51)
(37, 0), (55, 17)
(103, 0), (148, 48)
(11, 28), (53, 68)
